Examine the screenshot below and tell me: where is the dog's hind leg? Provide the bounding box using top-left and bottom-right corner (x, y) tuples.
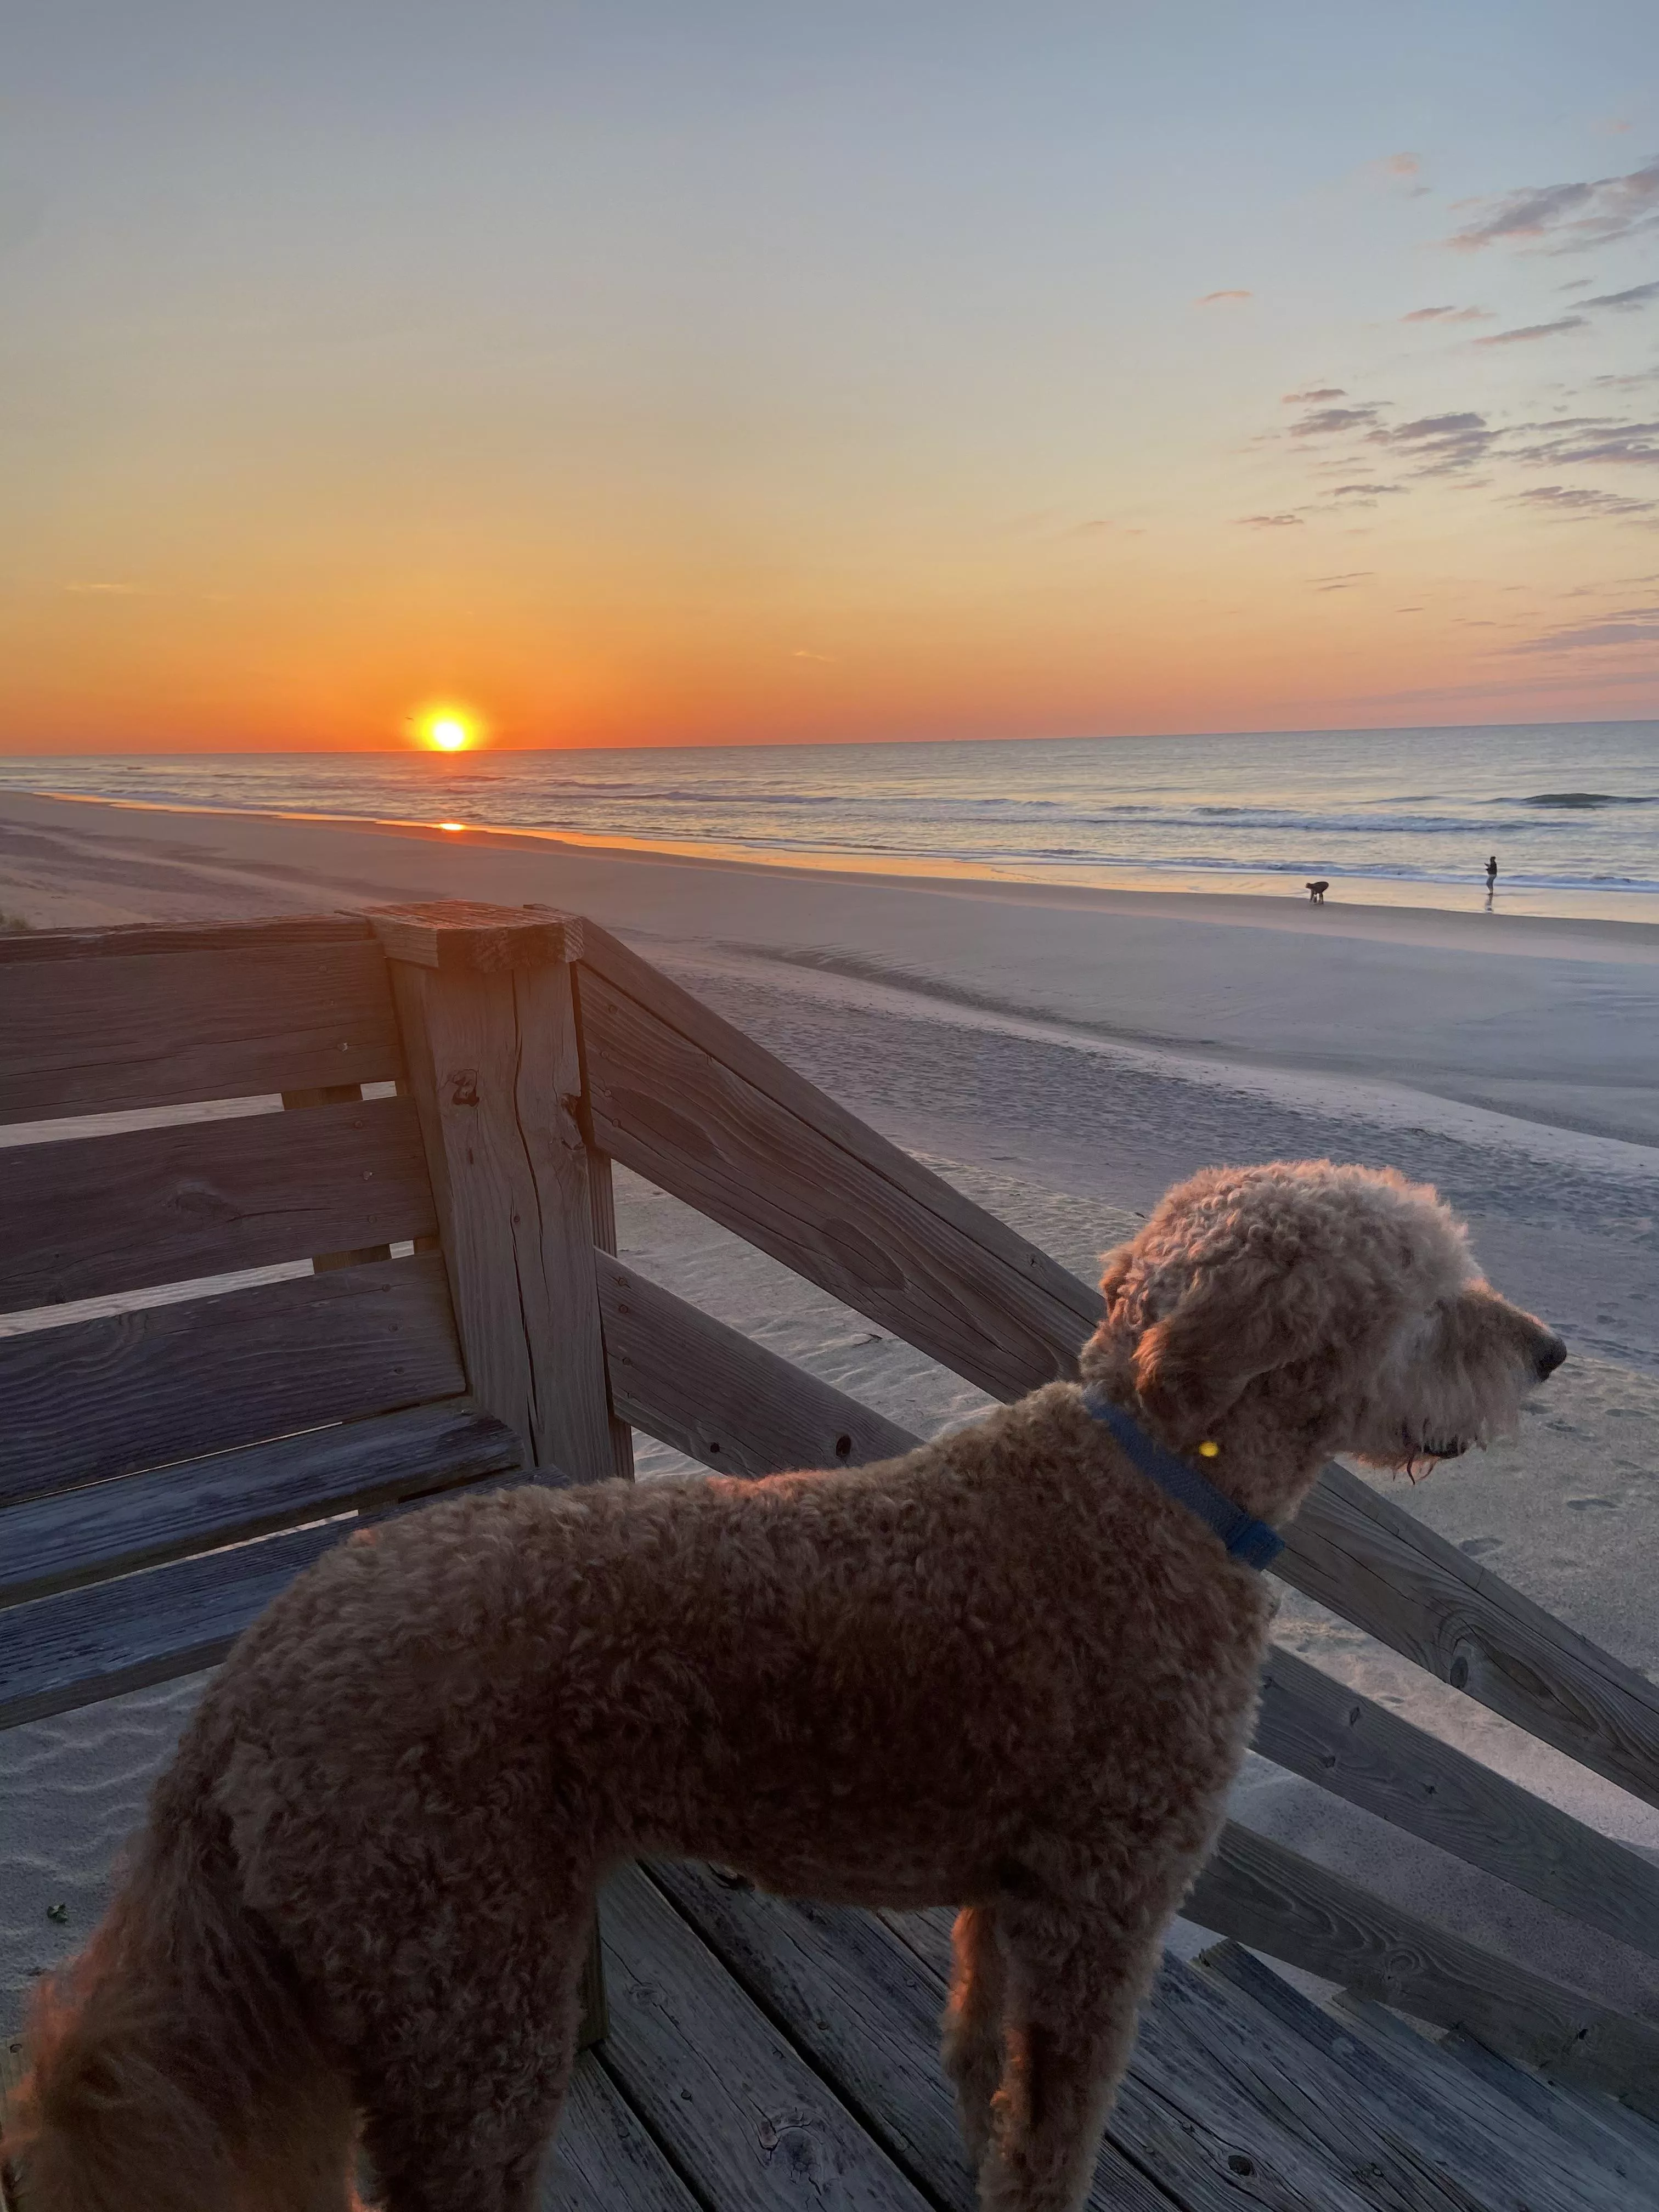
(349, 1906), (591, 2212)
(976, 1903), (1161, 2212)
(943, 1905), (1006, 2168)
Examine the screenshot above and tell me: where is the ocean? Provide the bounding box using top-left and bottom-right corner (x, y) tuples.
(4, 720), (1657, 922)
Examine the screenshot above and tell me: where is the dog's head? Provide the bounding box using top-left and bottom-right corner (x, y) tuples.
(1080, 1161), (1564, 1524)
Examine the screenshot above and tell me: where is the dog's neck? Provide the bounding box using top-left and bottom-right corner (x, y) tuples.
(1077, 1342), (1340, 1527)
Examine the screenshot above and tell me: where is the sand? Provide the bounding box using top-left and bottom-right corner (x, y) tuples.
(3, 787), (1657, 2039)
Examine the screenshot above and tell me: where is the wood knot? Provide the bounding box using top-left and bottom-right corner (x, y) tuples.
(449, 1068), (479, 1107)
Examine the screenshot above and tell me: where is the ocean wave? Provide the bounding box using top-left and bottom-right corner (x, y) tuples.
(1517, 792), (1658, 809)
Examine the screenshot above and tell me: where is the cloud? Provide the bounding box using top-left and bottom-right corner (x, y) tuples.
(1282, 386), (1345, 402)
(792, 649), (836, 662)
(63, 581), (140, 596)
(1370, 411), (1497, 470)
(1313, 571), (1374, 589)
(1444, 156), (1659, 253)
(1513, 485), (1657, 517)
(1237, 513), (1305, 527)
(1198, 289), (1251, 304)
(1472, 315), (1589, 346)
(1330, 482), (1406, 497)
(1290, 405), (1385, 436)
(1582, 280), (1659, 312)
(1403, 304), (1492, 323)
(1511, 606), (1659, 652)
(1510, 416), (1659, 467)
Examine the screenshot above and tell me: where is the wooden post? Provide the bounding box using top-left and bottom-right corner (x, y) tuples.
(370, 900), (614, 2040)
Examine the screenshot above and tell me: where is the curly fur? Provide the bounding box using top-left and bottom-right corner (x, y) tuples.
(4, 1161), (1564, 2212)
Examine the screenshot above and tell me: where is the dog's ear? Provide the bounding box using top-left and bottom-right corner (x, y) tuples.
(1131, 1258), (1323, 1441)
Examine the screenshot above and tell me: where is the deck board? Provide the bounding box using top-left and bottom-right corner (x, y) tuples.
(596, 1864), (936, 2212)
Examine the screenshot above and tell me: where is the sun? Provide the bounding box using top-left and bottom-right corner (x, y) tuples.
(410, 704), (483, 753)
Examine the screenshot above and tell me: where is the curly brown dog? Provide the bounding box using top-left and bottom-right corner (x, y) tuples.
(7, 1161), (1565, 2212)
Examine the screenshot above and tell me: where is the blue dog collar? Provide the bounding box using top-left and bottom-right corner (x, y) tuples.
(1079, 1386), (1284, 1570)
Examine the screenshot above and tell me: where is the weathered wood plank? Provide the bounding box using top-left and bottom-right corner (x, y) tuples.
(540, 2053), (702, 2212)
(0, 1398), (522, 1605)
(881, 1903), (1376, 2212)
(597, 1256), (919, 1479)
(369, 900), (582, 973)
(1255, 1644), (1659, 1961)
(0, 1509), (366, 1729)
(0, 914), (374, 964)
(652, 1861), (1178, 2212)
(584, 1152), (636, 1482)
(384, 929), (615, 1488)
(0, 1252), (465, 1505)
(1395, 2016), (1659, 2199)
(1281, 1465), (1659, 1816)
(1181, 1821), (1659, 2117)
(1150, 1950), (1505, 2212)
(573, 943), (1098, 1403)
(1210, 1954), (1616, 2212)
(575, 921), (1101, 1323)
(0, 938), (404, 1122)
(0, 1094), (435, 1313)
(597, 1862), (934, 2212)
(1199, 1947), (1621, 2212)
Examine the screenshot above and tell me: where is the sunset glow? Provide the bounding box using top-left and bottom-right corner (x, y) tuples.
(4, 10), (1656, 754)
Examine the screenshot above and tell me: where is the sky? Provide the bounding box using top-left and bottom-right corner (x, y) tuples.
(2, 1), (1657, 753)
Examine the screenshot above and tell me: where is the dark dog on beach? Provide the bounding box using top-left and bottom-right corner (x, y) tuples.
(1305, 879), (1329, 904)
(5, 1162), (1565, 2212)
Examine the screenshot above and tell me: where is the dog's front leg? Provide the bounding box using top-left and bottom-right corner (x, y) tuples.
(977, 1906), (1158, 2212)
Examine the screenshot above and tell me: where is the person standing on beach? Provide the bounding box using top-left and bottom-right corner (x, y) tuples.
(1486, 854), (1498, 894)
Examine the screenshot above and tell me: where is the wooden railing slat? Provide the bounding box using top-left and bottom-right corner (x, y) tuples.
(575, 953), (1097, 1404)
(1183, 1820), (1659, 2115)
(1256, 1644), (1659, 1963)
(575, 920), (1098, 1325)
(0, 935), (405, 1122)
(0, 1093), (435, 1313)
(0, 1398), (522, 1606)
(596, 1252), (918, 1480)
(1282, 1465), (1659, 1815)
(0, 1252), (465, 1505)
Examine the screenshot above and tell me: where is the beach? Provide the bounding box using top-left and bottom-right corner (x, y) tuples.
(3, 785), (1658, 2038)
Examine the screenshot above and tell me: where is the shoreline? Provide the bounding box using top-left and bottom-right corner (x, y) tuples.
(5, 785), (1659, 957)
(5, 781), (1659, 935)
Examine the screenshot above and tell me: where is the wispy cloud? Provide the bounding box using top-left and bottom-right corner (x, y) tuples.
(1313, 570), (1374, 589)
(1237, 512), (1305, 527)
(63, 580), (140, 596)
(1472, 315), (1588, 346)
(1513, 484), (1657, 518)
(792, 648), (836, 662)
(1444, 156), (1659, 253)
(1330, 482), (1406, 497)
(1282, 386), (1345, 403)
(1510, 416), (1659, 467)
(1402, 304), (1492, 323)
(1582, 280), (1659, 312)
(1511, 605), (1659, 652)
(1290, 404), (1385, 436)
(1198, 289), (1252, 305)
(1370, 411), (1497, 470)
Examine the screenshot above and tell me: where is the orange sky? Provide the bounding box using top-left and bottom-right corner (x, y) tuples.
(4, 7), (1657, 753)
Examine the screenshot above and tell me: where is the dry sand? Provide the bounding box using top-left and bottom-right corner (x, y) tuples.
(3, 788), (1657, 2038)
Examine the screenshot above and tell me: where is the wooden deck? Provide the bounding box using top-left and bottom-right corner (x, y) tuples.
(541, 1866), (1659, 2212)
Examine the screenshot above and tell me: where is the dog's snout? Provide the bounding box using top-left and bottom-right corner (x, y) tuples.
(1534, 1334), (1567, 1381)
